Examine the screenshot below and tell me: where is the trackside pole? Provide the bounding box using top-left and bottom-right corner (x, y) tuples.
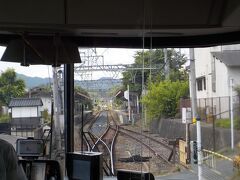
(128, 85), (131, 122)
(230, 78), (234, 150)
(189, 48), (202, 180)
(196, 116), (203, 180)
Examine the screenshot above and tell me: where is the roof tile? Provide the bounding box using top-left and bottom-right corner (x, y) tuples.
(9, 98), (43, 107)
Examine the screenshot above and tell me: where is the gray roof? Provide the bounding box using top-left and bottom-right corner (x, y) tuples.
(211, 50), (240, 66)
(9, 98), (43, 107)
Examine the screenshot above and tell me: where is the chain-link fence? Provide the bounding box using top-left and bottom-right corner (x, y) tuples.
(197, 96), (240, 122)
(180, 96), (240, 151)
(180, 96), (240, 122)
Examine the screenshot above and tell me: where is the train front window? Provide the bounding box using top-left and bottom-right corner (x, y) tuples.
(1, 44), (240, 180)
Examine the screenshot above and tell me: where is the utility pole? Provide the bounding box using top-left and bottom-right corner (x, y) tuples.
(142, 48), (146, 127)
(189, 48), (202, 180)
(190, 48), (197, 118)
(164, 48), (169, 79)
(230, 78), (234, 150)
(52, 67), (62, 153)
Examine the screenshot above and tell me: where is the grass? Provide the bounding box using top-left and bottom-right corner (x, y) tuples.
(0, 114), (10, 123)
(215, 118), (240, 129)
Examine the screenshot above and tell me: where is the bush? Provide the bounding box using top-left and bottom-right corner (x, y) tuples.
(0, 114), (10, 123)
(41, 109), (51, 123)
(215, 118), (240, 129)
(142, 80), (189, 122)
(233, 155), (240, 170)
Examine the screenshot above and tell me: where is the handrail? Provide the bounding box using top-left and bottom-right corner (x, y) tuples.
(202, 149), (233, 162)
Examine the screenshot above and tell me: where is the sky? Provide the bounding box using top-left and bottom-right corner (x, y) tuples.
(0, 46), (189, 80)
(0, 46), (53, 78)
(78, 48), (138, 80)
(0, 46), (138, 80)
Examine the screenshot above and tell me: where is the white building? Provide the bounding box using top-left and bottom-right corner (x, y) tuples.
(194, 45), (240, 119)
(27, 88), (52, 114)
(9, 97), (43, 137)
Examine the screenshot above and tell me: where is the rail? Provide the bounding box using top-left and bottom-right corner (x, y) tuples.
(115, 127), (173, 164)
(84, 110), (119, 175)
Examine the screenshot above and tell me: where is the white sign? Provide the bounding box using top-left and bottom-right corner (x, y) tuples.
(182, 107), (192, 123)
(124, 90), (129, 100)
(142, 89), (148, 96)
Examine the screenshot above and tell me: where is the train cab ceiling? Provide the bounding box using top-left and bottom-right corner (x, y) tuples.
(0, 0), (240, 64)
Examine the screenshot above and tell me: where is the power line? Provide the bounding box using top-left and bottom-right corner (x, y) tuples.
(74, 64), (162, 72)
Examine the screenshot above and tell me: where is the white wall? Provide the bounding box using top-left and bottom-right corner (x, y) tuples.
(194, 46), (230, 99)
(194, 47), (211, 99)
(41, 97), (52, 114)
(213, 56), (229, 97)
(193, 46), (240, 119)
(12, 107), (38, 118)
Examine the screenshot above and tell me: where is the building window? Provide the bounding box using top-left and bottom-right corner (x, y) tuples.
(197, 77), (206, 91)
(203, 77), (206, 90)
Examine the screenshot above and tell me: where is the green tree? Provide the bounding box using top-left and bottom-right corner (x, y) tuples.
(75, 86), (90, 97)
(42, 108), (51, 123)
(234, 84), (240, 129)
(142, 80), (189, 122)
(108, 85), (125, 109)
(122, 49), (187, 95)
(0, 68), (25, 106)
(0, 114), (10, 123)
(75, 86), (93, 110)
(108, 84), (123, 97)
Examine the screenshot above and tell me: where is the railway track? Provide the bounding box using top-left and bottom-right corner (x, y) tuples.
(116, 126), (174, 164)
(82, 110), (176, 175)
(97, 111), (119, 175)
(83, 110), (119, 175)
(76, 111), (101, 151)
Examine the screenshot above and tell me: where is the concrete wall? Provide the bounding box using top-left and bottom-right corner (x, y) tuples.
(150, 118), (240, 151)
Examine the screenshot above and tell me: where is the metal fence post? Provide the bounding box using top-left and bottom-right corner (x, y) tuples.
(212, 97), (216, 151)
(204, 98), (207, 121)
(219, 97), (221, 119)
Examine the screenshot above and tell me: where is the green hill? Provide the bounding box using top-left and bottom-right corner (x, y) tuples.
(17, 73), (51, 89)
(17, 73), (122, 90)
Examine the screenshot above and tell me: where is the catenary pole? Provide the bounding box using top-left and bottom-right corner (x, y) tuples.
(189, 48), (202, 180)
(164, 48), (169, 79)
(52, 67), (61, 151)
(189, 49), (197, 119)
